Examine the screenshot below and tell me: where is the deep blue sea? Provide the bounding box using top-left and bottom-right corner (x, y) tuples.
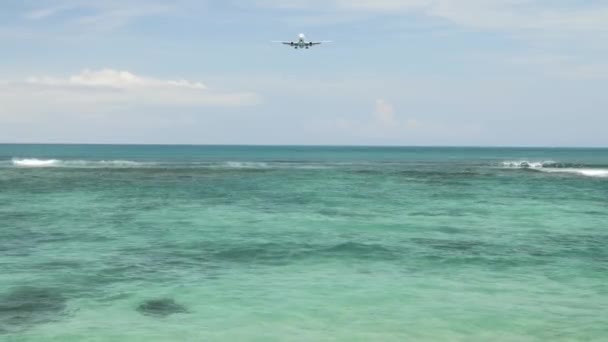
(1, 145), (607, 341)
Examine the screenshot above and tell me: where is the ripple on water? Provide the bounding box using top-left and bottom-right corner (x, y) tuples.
(0, 287), (67, 333)
(411, 238), (485, 252)
(320, 242), (396, 260)
(212, 241), (398, 264)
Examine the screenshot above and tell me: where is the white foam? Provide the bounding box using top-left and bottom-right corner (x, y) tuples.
(501, 160), (556, 169)
(501, 160), (608, 178)
(97, 160), (143, 167)
(7, 159), (329, 170)
(221, 161), (333, 170)
(12, 158), (60, 167)
(10, 158), (150, 168)
(224, 161), (269, 169)
(540, 168), (608, 178)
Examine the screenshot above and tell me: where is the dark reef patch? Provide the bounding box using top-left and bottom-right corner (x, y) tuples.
(35, 259), (83, 270)
(212, 241), (397, 264)
(136, 298), (188, 317)
(321, 242), (396, 260)
(213, 243), (307, 264)
(0, 287), (67, 333)
(412, 238), (484, 252)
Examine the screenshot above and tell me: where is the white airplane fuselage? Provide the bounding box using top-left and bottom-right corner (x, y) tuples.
(276, 33), (328, 49)
(291, 34), (312, 49)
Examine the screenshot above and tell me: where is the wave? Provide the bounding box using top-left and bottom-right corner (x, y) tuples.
(11, 158), (61, 167)
(10, 158), (152, 168)
(7, 158), (608, 178)
(221, 161), (332, 170)
(502, 160), (608, 178)
(222, 161), (270, 169)
(501, 160), (557, 169)
(6, 158), (330, 170)
(539, 168), (608, 178)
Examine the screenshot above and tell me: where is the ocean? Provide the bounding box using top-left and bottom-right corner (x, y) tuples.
(1, 145), (607, 341)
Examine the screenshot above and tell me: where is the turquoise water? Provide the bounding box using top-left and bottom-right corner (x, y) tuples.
(1, 145), (607, 341)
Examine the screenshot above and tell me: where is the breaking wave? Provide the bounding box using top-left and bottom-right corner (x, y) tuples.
(6, 158), (331, 170)
(539, 168), (608, 178)
(502, 160), (557, 169)
(222, 161), (270, 169)
(11, 158), (61, 167)
(6, 158), (608, 178)
(10, 158), (152, 168)
(220, 161), (331, 170)
(502, 160), (608, 178)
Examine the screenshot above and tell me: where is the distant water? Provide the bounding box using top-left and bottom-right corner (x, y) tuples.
(1, 145), (607, 341)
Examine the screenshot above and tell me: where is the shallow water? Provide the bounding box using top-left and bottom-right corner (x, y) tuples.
(1, 145), (607, 341)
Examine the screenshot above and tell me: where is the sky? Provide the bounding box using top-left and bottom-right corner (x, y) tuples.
(1, 0), (608, 146)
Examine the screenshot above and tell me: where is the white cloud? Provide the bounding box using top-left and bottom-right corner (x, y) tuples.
(15, 1), (608, 36)
(374, 99), (398, 127)
(374, 99), (420, 130)
(425, 1), (608, 33)
(330, 99), (419, 139)
(25, 8), (62, 20)
(504, 54), (608, 80)
(26, 69), (207, 90)
(16, 1), (608, 40)
(254, 0), (608, 33)
(18, 1), (180, 32)
(0, 69), (260, 122)
(74, 4), (176, 31)
(556, 64), (608, 80)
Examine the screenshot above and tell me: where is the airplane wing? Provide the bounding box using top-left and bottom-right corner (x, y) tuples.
(310, 40), (332, 45)
(271, 41), (294, 45)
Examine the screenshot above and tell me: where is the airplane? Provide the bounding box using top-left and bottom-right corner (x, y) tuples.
(273, 33), (331, 49)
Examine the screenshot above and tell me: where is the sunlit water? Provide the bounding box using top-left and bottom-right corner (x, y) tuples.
(1, 145), (607, 341)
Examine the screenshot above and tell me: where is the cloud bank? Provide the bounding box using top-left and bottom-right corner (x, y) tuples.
(0, 69), (260, 122)
(26, 69), (207, 90)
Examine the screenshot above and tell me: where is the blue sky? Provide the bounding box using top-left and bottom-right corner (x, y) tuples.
(1, 0), (608, 146)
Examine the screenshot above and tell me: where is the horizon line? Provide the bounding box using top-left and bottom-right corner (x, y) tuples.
(1, 142), (607, 149)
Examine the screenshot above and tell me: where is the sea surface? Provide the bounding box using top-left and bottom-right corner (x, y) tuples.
(1, 145), (607, 341)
